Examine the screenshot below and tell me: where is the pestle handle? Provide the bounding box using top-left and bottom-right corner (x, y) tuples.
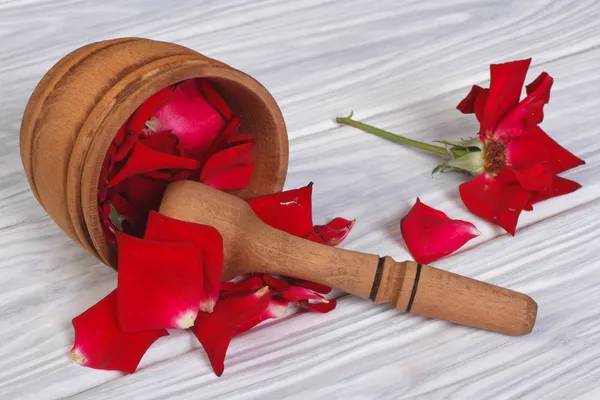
(374, 258), (536, 335)
(159, 180), (537, 336)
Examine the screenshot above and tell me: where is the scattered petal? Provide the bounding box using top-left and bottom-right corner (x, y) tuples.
(313, 217), (356, 246)
(280, 286), (328, 303)
(401, 198), (480, 264)
(71, 290), (168, 373)
(220, 275), (266, 298)
(298, 298), (337, 313)
(285, 278), (332, 294)
(192, 288), (270, 376)
(144, 211), (224, 313)
(233, 298), (289, 336)
(247, 183), (314, 237)
(116, 233), (204, 331)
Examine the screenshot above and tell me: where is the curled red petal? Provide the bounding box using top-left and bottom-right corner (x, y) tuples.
(313, 217), (356, 246)
(262, 274), (291, 291)
(281, 286), (327, 302)
(198, 80), (234, 120)
(116, 233), (205, 331)
(285, 278), (332, 294)
(457, 85), (489, 124)
(459, 174), (531, 235)
(144, 170), (176, 181)
(481, 58), (531, 134)
(527, 175), (582, 207)
(192, 288), (270, 376)
(247, 183), (314, 237)
(71, 290), (168, 374)
(114, 133), (138, 162)
(108, 192), (146, 236)
(149, 80), (226, 160)
(298, 298), (337, 313)
(227, 133), (254, 145)
(203, 116), (242, 159)
(144, 211), (224, 313)
(115, 175), (167, 212)
(220, 275), (265, 298)
(113, 124), (127, 147)
(495, 72), (553, 138)
(128, 86), (175, 134)
(201, 163), (254, 191)
(200, 142), (254, 191)
(400, 198), (480, 264)
(108, 141), (200, 188)
(233, 298), (289, 336)
(140, 131), (181, 156)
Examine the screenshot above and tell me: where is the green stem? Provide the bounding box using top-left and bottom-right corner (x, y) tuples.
(336, 115), (467, 158)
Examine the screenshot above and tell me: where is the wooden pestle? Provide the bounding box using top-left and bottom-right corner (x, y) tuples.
(159, 180), (537, 336)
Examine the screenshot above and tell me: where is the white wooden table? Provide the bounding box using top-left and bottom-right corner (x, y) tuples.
(1, 0), (600, 398)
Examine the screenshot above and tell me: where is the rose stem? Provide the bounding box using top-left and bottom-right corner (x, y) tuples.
(335, 115), (467, 158)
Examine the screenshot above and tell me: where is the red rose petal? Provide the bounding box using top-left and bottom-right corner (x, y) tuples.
(115, 175), (167, 212)
(401, 198), (480, 264)
(203, 116), (242, 160)
(313, 217), (356, 246)
(227, 133), (254, 145)
(280, 286), (328, 302)
(456, 85), (488, 124)
(247, 183), (315, 237)
(286, 278), (332, 294)
(128, 86), (175, 134)
(481, 59), (531, 134)
(113, 124), (127, 147)
(192, 288), (270, 376)
(149, 80), (226, 160)
(114, 133), (139, 163)
(233, 298), (289, 336)
(298, 298), (337, 313)
(220, 275), (265, 298)
(145, 211), (224, 313)
(261, 274), (290, 291)
(528, 126), (585, 175)
(200, 142), (254, 191)
(459, 175), (531, 235)
(140, 131), (181, 156)
(495, 71), (553, 138)
(116, 233), (205, 331)
(528, 175), (582, 207)
(71, 290), (168, 374)
(198, 80), (234, 120)
(108, 140), (200, 188)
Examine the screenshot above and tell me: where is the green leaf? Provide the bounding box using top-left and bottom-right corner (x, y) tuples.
(432, 151), (484, 176)
(108, 204), (128, 231)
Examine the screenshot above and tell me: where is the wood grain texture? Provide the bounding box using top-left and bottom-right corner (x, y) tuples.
(0, 0), (599, 398)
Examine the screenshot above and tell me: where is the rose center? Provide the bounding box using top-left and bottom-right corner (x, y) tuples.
(483, 140), (507, 175)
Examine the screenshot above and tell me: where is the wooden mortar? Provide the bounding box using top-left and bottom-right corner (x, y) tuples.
(20, 38), (288, 266)
(160, 180), (538, 336)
